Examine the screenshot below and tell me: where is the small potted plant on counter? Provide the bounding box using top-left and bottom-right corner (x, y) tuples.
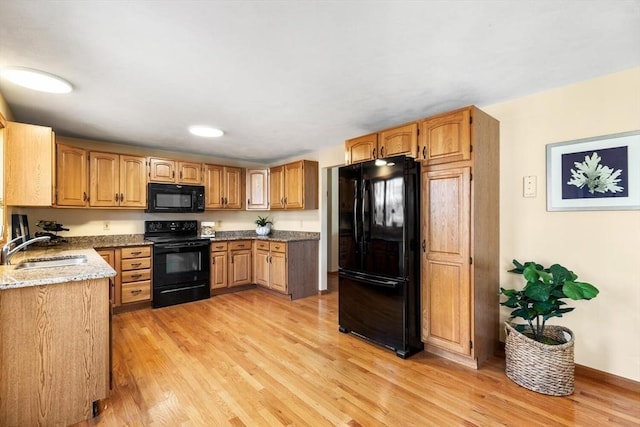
(255, 216), (273, 236)
(500, 259), (599, 396)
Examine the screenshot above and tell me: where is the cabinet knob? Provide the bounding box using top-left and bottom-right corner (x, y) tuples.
(422, 146), (426, 159)
(131, 262), (141, 267)
(82, 192), (87, 202)
(421, 240), (426, 252)
(131, 251), (142, 256)
(131, 289), (142, 295)
(115, 193), (119, 202)
(380, 146), (384, 157)
(120, 193), (124, 202)
(372, 148), (376, 158)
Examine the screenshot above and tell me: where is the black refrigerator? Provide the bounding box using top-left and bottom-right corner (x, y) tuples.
(338, 155), (423, 358)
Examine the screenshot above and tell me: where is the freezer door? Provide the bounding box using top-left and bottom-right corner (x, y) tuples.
(338, 271), (405, 352)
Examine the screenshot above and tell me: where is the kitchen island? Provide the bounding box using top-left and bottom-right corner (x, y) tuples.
(0, 248), (116, 426)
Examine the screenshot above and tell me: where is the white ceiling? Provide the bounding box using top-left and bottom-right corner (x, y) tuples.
(1, 1), (639, 163)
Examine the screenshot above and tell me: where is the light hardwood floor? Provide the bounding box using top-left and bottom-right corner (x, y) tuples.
(77, 286), (639, 426)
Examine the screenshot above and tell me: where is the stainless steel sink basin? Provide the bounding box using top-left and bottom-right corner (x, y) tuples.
(15, 255), (88, 270)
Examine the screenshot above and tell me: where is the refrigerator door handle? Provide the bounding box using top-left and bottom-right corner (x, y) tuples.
(353, 185), (359, 245)
(340, 271), (400, 289)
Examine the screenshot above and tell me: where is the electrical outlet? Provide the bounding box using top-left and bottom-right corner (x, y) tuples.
(103, 221), (110, 231)
(523, 176), (537, 198)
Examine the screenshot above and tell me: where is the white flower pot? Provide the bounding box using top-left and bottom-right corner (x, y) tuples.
(256, 224), (271, 236)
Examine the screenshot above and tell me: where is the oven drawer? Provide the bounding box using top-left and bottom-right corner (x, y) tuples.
(121, 246), (151, 259)
(269, 242), (287, 253)
(121, 268), (151, 283)
(121, 281), (151, 304)
(229, 240), (251, 250)
(122, 257), (151, 271)
(211, 241), (228, 251)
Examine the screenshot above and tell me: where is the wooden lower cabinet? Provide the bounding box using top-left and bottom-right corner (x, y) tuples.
(253, 239), (318, 300)
(210, 241), (229, 290)
(108, 245), (152, 308)
(228, 240), (252, 286)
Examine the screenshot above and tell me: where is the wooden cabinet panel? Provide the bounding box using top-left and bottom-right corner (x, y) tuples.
(269, 251), (287, 293)
(379, 122), (418, 159)
(229, 248), (252, 287)
(210, 250), (228, 289)
(254, 248), (270, 287)
(121, 281), (151, 304)
(210, 241), (228, 252)
(121, 257), (151, 271)
(345, 133), (377, 165)
(148, 157), (175, 182)
(90, 152), (119, 207)
(5, 121), (54, 206)
(119, 155), (147, 207)
(121, 246), (151, 259)
(116, 245), (153, 307)
(90, 152), (146, 208)
(419, 108), (471, 164)
(56, 144), (88, 206)
(269, 160), (318, 210)
(269, 165), (285, 209)
(246, 168), (269, 210)
(421, 167), (471, 356)
(204, 164), (244, 210)
(121, 269), (151, 283)
(178, 161), (202, 184)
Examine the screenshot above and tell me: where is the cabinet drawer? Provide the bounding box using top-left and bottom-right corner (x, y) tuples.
(229, 240), (251, 250)
(121, 246), (151, 259)
(211, 241), (228, 251)
(121, 268), (151, 283)
(269, 242), (287, 253)
(255, 241), (269, 250)
(121, 257), (151, 271)
(121, 281), (151, 303)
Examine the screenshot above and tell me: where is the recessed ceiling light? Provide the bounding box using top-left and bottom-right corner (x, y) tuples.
(0, 67), (73, 94)
(189, 126), (224, 138)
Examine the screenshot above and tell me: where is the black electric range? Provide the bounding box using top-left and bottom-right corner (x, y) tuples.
(144, 220), (211, 308)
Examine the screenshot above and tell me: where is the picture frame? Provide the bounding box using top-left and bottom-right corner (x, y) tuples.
(546, 130), (640, 211)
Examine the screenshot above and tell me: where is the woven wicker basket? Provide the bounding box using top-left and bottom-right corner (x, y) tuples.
(504, 322), (575, 396)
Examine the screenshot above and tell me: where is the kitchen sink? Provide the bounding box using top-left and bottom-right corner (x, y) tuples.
(15, 254), (88, 270)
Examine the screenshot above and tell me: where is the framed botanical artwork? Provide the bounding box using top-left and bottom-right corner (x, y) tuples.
(546, 130), (640, 211)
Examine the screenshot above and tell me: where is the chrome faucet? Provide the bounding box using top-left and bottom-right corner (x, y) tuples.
(1, 235), (51, 265)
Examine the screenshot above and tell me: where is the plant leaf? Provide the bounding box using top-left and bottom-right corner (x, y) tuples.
(563, 281), (600, 300)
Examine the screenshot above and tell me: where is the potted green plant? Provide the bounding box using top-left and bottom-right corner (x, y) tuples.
(255, 216), (272, 236)
(499, 259), (599, 396)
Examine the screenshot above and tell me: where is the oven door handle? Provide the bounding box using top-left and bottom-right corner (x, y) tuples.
(156, 241), (209, 249)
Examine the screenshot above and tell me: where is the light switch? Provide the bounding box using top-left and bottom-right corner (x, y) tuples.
(523, 176), (537, 198)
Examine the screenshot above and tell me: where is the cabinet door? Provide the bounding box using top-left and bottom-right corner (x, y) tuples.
(254, 249), (270, 287)
(56, 144), (88, 207)
(148, 157), (176, 182)
(284, 161), (304, 209)
(420, 108), (471, 164)
(269, 251), (287, 293)
(379, 123), (418, 159)
(224, 166), (244, 209)
(246, 168), (269, 210)
(5, 122), (54, 206)
(204, 164), (224, 209)
(178, 161), (202, 184)
(119, 155), (147, 207)
(210, 251), (228, 289)
(421, 167), (471, 356)
(345, 133), (377, 165)
(269, 165), (285, 210)
(97, 249), (116, 308)
(228, 249), (252, 286)
(90, 152), (120, 207)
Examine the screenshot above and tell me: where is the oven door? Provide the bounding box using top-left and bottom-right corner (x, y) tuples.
(153, 240), (210, 287)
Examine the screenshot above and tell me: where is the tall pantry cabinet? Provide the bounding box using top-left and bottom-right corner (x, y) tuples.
(420, 106), (499, 369)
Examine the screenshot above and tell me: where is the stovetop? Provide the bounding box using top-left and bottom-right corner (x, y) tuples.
(144, 220), (207, 243)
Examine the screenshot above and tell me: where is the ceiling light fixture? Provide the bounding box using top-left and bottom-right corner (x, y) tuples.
(0, 67), (73, 94)
(188, 126), (224, 138)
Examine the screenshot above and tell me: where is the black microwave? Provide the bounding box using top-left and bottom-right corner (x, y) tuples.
(146, 183), (205, 213)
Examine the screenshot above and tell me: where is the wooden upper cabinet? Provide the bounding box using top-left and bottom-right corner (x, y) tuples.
(90, 152), (146, 208)
(345, 133), (377, 165)
(246, 168), (269, 210)
(177, 161), (202, 184)
(269, 165), (285, 210)
(56, 144), (89, 207)
(5, 122), (54, 206)
(148, 157), (202, 184)
(269, 160), (318, 210)
(147, 157), (175, 182)
(203, 164), (244, 210)
(419, 107), (471, 164)
(379, 122), (418, 159)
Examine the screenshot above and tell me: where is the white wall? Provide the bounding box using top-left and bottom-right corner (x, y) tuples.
(483, 67), (640, 381)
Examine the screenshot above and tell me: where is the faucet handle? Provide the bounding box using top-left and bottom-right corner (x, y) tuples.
(6, 235), (26, 248)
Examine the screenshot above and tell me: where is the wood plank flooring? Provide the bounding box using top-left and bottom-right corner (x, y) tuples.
(77, 288), (640, 426)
